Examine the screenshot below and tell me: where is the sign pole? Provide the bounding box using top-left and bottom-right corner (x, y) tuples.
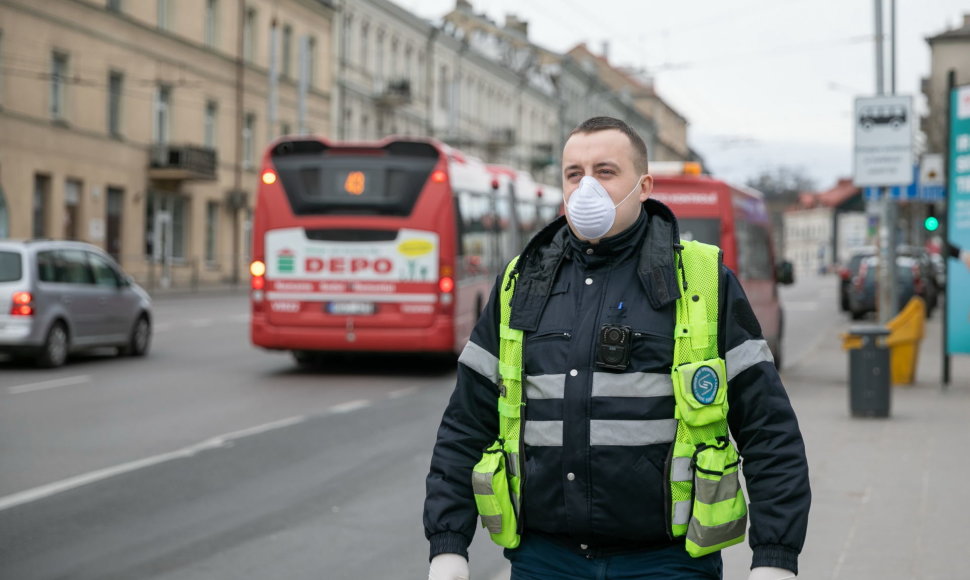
(942, 71), (955, 387)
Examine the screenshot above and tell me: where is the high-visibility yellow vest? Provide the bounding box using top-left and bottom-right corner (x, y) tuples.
(471, 241), (746, 556)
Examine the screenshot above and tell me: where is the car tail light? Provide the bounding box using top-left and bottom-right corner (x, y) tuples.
(11, 291), (33, 316)
(854, 262), (868, 290)
(838, 267), (850, 281)
(912, 264), (924, 294)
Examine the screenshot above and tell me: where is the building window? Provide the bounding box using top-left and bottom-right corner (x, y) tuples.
(243, 6), (257, 63)
(106, 187), (123, 259)
(107, 0), (122, 11)
(205, 201), (219, 264)
(108, 71), (123, 137)
(33, 174), (51, 238)
(243, 112), (256, 169)
(64, 179), (82, 240)
(205, 0), (218, 48)
(280, 121), (290, 137)
(360, 22), (369, 70)
(157, 0), (170, 31)
(281, 24), (292, 78)
(439, 65), (449, 110)
(376, 31), (384, 86)
(204, 100), (217, 148)
(0, 30), (4, 107)
(307, 36), (317, 87)
(50, 51), (68, 121)
(153, 84), (171, 144)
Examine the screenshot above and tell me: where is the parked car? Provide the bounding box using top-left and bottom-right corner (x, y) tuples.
(838, 247), (875, 311)
(0, 240), (152, 367)
(847, 254), (935, 320)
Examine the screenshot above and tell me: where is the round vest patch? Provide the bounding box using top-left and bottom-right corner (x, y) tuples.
(691, 365), (719, 405)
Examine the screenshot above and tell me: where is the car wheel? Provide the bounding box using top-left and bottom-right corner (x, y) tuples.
(122, 315), (152, 357)
(37, 322), (69, 368)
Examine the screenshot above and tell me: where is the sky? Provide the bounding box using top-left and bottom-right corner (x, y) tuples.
(392, 0), (969, 191)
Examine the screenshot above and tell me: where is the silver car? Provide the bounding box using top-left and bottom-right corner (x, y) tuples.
(0, 240), (152, 367)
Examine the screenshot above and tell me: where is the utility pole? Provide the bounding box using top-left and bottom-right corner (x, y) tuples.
(875, 0), (898, 324)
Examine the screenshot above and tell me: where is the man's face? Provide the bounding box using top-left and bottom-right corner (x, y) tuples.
(562, 129), (652, 242)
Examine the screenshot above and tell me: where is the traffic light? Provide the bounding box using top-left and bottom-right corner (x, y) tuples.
(924, 216), (940, 232)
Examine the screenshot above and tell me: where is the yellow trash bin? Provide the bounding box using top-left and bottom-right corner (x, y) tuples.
(885, 297), (926, 385)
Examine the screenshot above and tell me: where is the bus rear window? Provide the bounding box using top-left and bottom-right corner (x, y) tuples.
(273, 154), (438, 216)
(0, 251), (22, 282)
(678, 218), (720, 245)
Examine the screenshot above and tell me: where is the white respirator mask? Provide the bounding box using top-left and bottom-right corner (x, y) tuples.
(565, 175), (643, 240)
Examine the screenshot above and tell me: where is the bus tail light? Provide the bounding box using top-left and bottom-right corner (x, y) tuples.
(439, 276), (455, 306)
(250, 260), (266, 304)
(261, 170), (278, 185)
(431, 170), (447, 183)
(10, 292), (33, 316)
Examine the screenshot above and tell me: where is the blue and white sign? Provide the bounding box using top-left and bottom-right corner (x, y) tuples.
(863, 161), (946, 201)
(947, 85), (970, 355)
(691, 365), (719, 405)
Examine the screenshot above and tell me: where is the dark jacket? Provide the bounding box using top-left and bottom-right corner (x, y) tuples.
(424, 200), (811, 573)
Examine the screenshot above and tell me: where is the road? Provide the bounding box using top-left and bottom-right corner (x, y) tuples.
(0, 274), (842, 580)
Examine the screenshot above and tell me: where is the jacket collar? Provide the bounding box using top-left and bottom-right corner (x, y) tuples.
(509, 199), (683, 331)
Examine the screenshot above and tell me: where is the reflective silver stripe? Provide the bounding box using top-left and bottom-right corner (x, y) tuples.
(687, 514), (747, 548)
(526, 374), (566, 399)
(695, 471), (742, 504)
(671, 456), (693, 482)
(458, 340), (499, 384)
(480, 514), (503, 534)
(472, 471), (494, 496)
(726, 339), (773, 381)
(524, 420), (563, 446)
(673, 500), (692, 526)
(507, 452), (520, 477)
(589, 419), (677, 446)
(591, 372), (674, 398)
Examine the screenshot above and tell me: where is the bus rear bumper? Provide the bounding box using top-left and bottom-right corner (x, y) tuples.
(250, 317), (457, 354)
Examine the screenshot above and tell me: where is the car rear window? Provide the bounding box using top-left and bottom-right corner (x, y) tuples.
(0, 251), (23, 282)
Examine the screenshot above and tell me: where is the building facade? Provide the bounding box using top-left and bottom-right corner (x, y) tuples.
(0, 0), (334, 287)
(0, 0), (695, 289)
(921, 13), (970, 157)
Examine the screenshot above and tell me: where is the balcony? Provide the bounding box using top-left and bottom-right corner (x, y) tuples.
(487, 127), (516, 147)
(149, 144), (217, 181)
(375, 79), (412, 108)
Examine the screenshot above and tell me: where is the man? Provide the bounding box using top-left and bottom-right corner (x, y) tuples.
(424, 117), (810, 580)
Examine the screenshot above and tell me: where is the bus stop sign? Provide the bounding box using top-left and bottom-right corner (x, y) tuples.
(853, 95), (914, 187)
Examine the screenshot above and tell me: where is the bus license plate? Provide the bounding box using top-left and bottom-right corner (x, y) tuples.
(326, 302), (375, 315)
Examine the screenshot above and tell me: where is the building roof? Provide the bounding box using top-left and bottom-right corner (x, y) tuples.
(927, 13), (970, 43)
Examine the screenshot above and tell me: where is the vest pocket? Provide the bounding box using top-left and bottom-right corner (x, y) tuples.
(472, 441), (521, 548)
(672, 358), (728, 426)
(685, 440), (747, 557)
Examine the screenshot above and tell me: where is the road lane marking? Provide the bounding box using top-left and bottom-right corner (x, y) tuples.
(0, 415), (305, 512)
(388, 387), (419, 399)
(7, 375), (92, 395)
(329, 399), (371, 414)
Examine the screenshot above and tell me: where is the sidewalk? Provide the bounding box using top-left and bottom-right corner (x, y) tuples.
(745, 308), (970, 579)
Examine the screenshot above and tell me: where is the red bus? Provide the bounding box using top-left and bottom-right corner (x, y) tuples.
(649, 162), (793, 369)
(249, 136), (555, 365)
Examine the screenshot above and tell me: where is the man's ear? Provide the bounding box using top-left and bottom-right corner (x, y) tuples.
(639, 174), (653, 201)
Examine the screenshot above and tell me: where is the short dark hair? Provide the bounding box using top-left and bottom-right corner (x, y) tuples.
(568, 116), (649, 174)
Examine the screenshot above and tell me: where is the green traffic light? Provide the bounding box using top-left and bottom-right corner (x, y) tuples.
(924, 216), (940, 231)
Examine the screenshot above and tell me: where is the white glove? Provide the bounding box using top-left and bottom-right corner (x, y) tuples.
(428, 553), (469, 580)
(748, 567), (796, 580)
